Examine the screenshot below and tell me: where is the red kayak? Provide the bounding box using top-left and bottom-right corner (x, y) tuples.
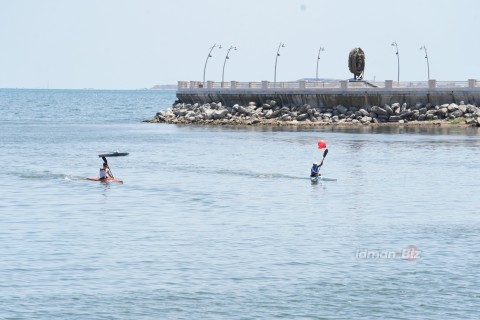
(86, 177), (124, 184)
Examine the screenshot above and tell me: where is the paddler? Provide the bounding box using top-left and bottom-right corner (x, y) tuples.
(310, 161), (322, 178)
(99, 156), (116, 179)
(99, 162), (113, 179)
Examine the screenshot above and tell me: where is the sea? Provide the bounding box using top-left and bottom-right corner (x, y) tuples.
(1, 88), (480, 319)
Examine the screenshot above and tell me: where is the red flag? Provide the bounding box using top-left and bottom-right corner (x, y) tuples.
(317, 140), (327, 149)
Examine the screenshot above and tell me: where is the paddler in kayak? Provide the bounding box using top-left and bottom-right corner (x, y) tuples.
(99, 162), (113, 180)
(310, 161), (322, 178)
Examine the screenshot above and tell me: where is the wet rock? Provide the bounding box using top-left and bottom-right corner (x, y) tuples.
(389, 116), (401, 122)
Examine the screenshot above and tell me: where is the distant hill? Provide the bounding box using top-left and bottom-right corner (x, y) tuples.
(150, 84), (177, 90)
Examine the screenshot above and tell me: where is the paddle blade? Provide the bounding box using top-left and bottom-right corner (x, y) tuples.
(323, 149), (329, 158)
(317, 140), (327, 149)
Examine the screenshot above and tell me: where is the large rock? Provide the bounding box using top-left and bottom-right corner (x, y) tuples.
(467, 105), (479, 114)
(451, 110), (464, 118)
(204, 109), (215, 120)
(175, 109), (187, 117)
(336, 105), (349, 114)
(360, 116), (372, 124)
(270, 109), (282, 118)
(400, 111), (413, 119)
(384, 105), (394, 115)
(448, 103), (459, 112)
(237, 106), (250, 115)
(389, 116), (401, 122)
(296, 113), (308, 121)
(436, 108), (448, 118)
(213, 109), (229, 120)
(299, 104), (310, 114)
(358, 108), (369, 117)
(371, 106), (388, 116)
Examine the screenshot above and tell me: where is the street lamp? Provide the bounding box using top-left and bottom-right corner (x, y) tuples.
(222, 46), (237, 84)
(419, 45), (430, 81)
(274, 42), (285, 88)
(316, 47), (325, 83)
(391, 41), (399, 84)
(203, 43), (222, 86)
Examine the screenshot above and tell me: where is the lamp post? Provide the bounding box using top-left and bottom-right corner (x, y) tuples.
(222, 46), (237, 84)
(316, 47), (325, 83)
(274, 42), (285, 88)
(419, 45), (430, 81)
(391, 41), (399, 85)
(203, 43), (222, 86)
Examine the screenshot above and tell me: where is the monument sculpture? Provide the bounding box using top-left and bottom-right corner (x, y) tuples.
(348, 48), (365, 80)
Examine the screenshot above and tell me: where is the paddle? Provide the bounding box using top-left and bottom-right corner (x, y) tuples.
(320, 148), (328, 166)
(312, 148), (328, 179)
(101, 156), (114, 178)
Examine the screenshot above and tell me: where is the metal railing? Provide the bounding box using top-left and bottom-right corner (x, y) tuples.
(178, 79), (480, 90)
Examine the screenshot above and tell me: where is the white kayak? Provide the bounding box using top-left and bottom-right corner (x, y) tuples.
(311, 176), (337, 183)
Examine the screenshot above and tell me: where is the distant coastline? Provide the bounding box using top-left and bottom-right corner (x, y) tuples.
(150, 84), (177, 90)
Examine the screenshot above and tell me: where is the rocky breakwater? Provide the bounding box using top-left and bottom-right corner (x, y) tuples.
(145, 100), (480, 126)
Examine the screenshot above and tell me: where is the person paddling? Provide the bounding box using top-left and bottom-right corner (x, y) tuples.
(99, 162), (113, 179)
(99, 156), (114, 179)
(310, 161), (322, 178)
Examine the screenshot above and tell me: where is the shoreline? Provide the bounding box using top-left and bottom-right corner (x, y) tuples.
(146, 101), (480, 128)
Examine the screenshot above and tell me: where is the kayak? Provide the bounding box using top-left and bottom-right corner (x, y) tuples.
(98, 152), (129, 157)
(86, 177), (124, 184)
(310, 176), (337, 183)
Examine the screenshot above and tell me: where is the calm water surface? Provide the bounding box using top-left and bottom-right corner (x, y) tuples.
(1, 89), (480, 319)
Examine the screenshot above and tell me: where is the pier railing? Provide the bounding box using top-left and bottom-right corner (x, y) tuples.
(178, 79), (480, 91)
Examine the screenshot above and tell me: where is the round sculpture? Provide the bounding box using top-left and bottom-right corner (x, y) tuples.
(348, 48), (365, 80)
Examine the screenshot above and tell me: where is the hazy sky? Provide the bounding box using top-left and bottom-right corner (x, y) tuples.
(1, 0), (479, 89)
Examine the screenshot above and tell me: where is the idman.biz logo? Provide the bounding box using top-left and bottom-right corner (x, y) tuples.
(355, 245), (421, 261)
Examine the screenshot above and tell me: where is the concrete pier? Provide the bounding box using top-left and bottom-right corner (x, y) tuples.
(176, 79), (480, 108)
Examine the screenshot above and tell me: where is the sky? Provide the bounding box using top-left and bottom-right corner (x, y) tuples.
(0, 0), (479, 89)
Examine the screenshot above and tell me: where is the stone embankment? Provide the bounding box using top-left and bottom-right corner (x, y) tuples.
(146, 100), (480, 126)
